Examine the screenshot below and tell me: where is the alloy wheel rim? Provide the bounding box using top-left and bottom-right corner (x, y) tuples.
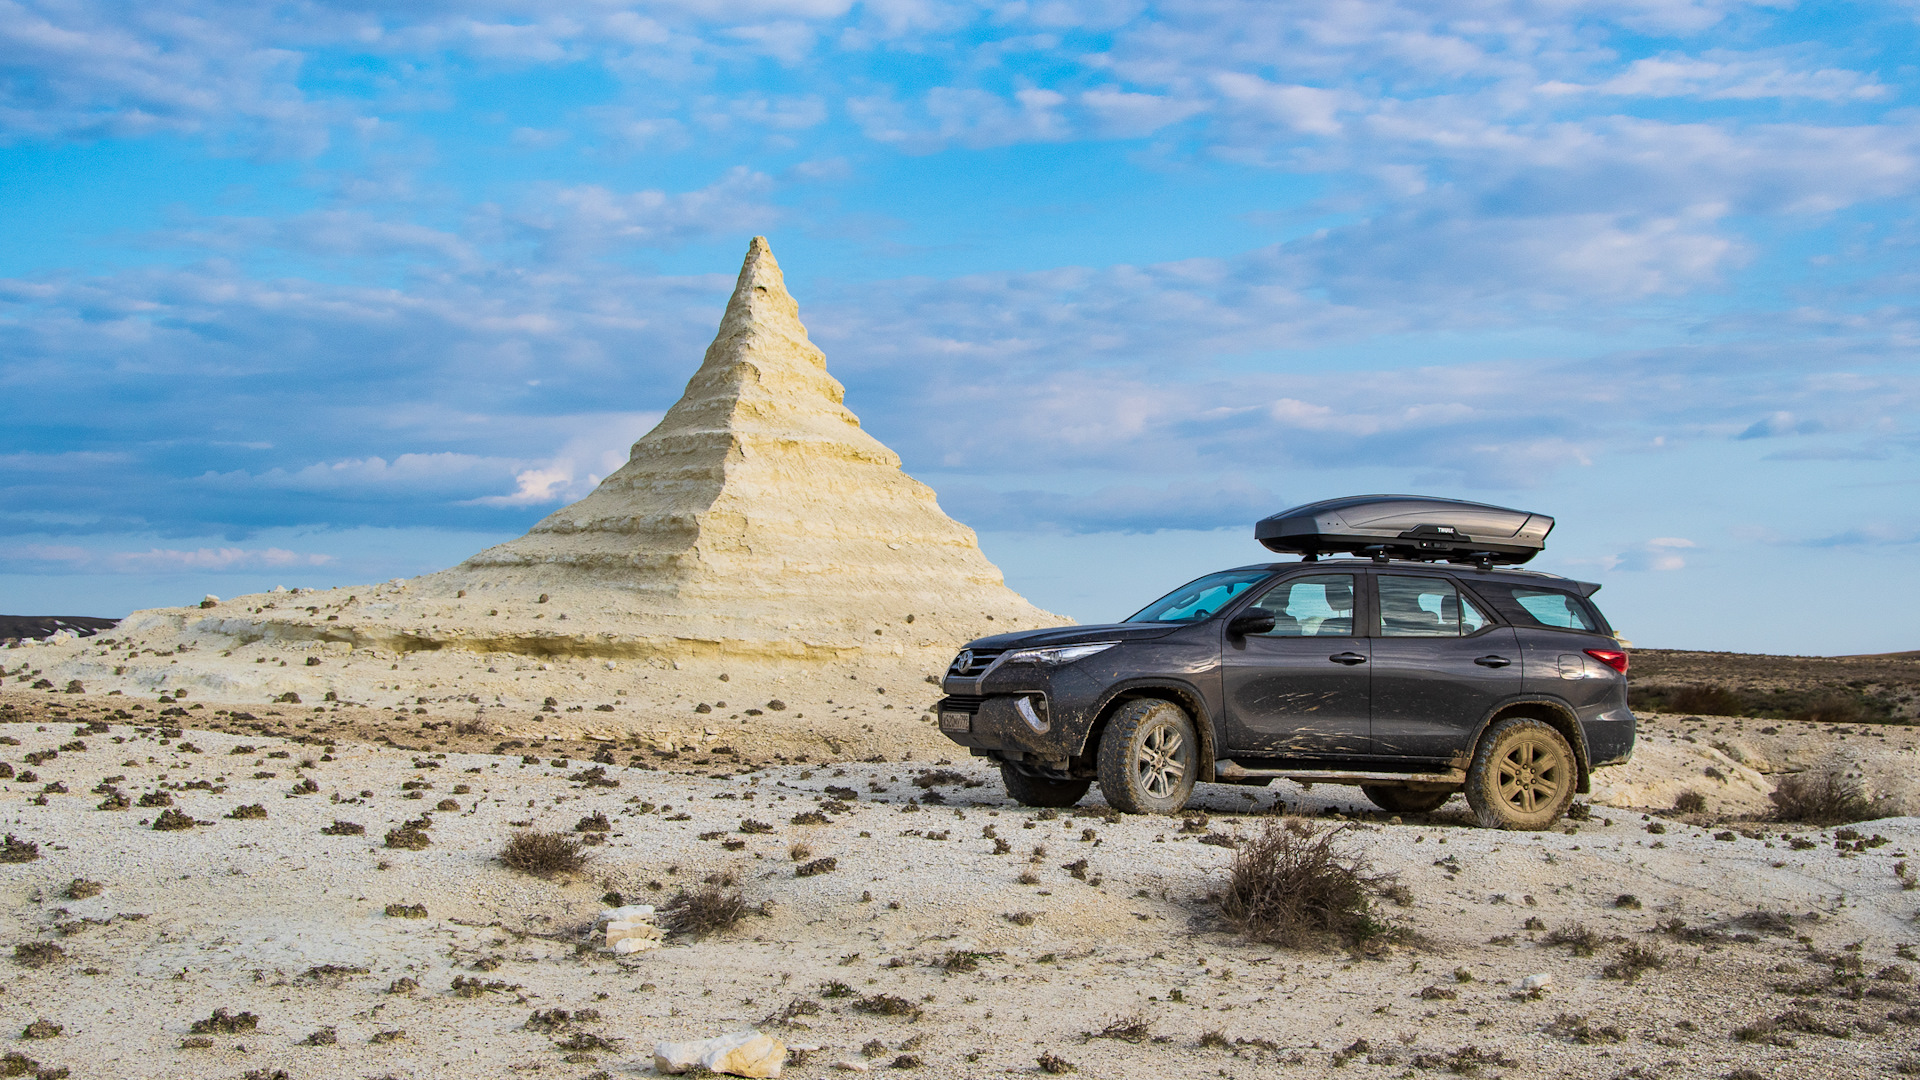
(1495, 735), (1564, 815)
(1136, 722), (1188, 799)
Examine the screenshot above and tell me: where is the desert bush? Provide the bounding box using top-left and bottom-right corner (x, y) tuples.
(151, 808), (196, 831)
(660, 884), (749, 936)
(852, 993), (923, 1020)
(1543, 923), (1603, 956)
(64, 880), (102, 901)
(1792, 695), (1867, 725)
(11, 943), (64, 970)
(0, 836), (40, 863)
(1667, 684), (1747, 716)
(384, 827), (430, 850)
(189, 1009), (258, 1034)
(1673, 790), (1707, 815)
(384, 903), (427, 918)
(226, 804), (267, 820)
(1771, 770), (1879, 826)
(320, 820), (364, 836)
(1217, 820), (1397, 948)
(795, 857), (837, 878)
(499, 831), (587, 878)
(1602, 942), (1667, 981)
(1086, 1012), (1152, 1043)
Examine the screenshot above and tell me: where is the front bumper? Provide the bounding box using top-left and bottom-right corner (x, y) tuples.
(937, 693), (1072, 767)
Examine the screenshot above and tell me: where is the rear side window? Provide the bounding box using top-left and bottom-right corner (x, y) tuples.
(1376, 575), (1491, 637)
(1478, 583), (1603, 632)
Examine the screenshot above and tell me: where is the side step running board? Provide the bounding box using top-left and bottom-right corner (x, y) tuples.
(1215, 761), (1466, 787)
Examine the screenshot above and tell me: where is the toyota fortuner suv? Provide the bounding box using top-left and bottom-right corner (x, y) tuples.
(936, 496), (1635, 830)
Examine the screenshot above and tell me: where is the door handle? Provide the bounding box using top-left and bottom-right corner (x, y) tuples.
(1474, 655), (1512, 668)
(1329, 652), (1368, 666)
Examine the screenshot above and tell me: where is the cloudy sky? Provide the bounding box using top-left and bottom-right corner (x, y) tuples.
(2, 0), (1915, 654)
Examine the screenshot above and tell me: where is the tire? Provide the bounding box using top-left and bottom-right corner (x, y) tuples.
(1464, 716), (1577, 830)
(1096, 699), (1199, 814)
(999, 762), (1091, 809)
(1362, 785), (1454, 814)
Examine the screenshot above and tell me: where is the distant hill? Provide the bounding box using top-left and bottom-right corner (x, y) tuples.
(0, 615), (121, 641)
(1631, 648), (1920, 725)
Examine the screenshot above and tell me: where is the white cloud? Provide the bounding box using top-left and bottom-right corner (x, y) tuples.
(1602, 536), (1697, 571)
(10, 543), (334, 573)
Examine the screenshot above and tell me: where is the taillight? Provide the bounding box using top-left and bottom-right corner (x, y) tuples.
(1585, 648), (1628, 674)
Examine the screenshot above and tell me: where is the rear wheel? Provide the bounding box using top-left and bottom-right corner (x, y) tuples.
(1096, 699), (1199, 814)
(999, 763), (1090, 809)
(1361, 785), (1454, 814)
(1464, 716), (1577, 830)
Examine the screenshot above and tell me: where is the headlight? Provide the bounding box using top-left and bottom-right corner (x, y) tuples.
(1001, 642), (1119, 666)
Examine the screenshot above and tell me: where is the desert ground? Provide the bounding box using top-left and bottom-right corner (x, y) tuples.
(0, 653), (1917, 1080)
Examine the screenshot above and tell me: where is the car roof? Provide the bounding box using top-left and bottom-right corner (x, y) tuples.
(1224, 558), (1602, 597)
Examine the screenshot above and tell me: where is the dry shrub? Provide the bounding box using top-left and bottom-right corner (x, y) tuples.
(660, 884), (749, 937)
(499, 830), (588, 878)
(1667, 684), (1746, 716)
(1601, 942), (1667, 982)
(1771, 770), (1880, 826)
(1672, 790), (1707, 815)
(11, 943), (64, 969)
(1218, 820), (1398, 948)
(189, 1009), (258, 1034)
(1086, 1012), (1152, 1043)
(384, 827), (430, 850)
(852, 994), (924, 1021)
(0, 836), (40, 863)
(1543, 923), (1604, 957)
(1792, 695), (1867, 725)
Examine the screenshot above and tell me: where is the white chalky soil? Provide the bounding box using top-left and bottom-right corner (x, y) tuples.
(0, 695), (1915, 1079)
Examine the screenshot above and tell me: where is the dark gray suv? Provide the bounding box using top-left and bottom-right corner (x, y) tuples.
(937, 498), (1634, 830)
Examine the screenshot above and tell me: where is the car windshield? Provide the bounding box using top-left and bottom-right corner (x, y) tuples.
(1124, 569), (1275, 624)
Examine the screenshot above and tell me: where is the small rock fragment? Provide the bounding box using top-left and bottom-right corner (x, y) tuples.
(653, 1029), (786, 1077)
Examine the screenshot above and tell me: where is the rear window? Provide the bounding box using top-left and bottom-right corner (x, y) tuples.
(1475, 583), (1607, 633)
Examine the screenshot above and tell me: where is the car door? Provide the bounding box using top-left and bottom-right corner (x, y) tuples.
(1221, 572), (1372, 757)
(1367, 572), (1522, 762)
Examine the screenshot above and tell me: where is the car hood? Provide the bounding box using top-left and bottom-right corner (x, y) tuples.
(961, 623), (1183, 651)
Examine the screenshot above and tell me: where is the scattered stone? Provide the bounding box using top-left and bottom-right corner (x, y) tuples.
(653, 1029), (787, 1078)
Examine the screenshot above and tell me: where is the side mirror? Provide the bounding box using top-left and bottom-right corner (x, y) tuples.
(1227, 612), (1276, 637)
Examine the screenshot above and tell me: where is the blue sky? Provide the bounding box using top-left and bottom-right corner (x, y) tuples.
(2, 0), (1916, 655)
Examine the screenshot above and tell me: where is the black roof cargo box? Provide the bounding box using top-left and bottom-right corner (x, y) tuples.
(1256, 495), (1553, 565)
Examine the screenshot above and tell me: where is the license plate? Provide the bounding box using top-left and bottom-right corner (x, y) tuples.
(939, 711), (971, 732)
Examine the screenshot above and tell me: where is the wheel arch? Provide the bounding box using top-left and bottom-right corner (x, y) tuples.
(1471, 696), (1591, 794)
(1079, 680), (1217, 783)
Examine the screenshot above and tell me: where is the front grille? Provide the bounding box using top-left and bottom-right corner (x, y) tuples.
(939, 694), (988, 715)
(947, 648), (1005, 678)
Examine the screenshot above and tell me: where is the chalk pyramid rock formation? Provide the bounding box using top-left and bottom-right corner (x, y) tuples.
(62, 237), (1060, 711)
(414, 235), (1056, 657)
(408, 235), (1059, 658)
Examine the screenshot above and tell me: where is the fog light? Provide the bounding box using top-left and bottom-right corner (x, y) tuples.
(1014, 695), (1049, 734)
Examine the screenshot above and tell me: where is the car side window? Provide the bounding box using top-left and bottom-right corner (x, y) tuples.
(1246, 574), (1356, 637)
(1376, 575), (1491, 637)
(1509, 587), (1597, 631)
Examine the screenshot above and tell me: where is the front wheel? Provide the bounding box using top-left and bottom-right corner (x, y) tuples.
(1464, 717), (1577, 830)
(1362, 785), (1454, 814)
(1096, 699), (1199, 814)
(999, 763), (1091, 808)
